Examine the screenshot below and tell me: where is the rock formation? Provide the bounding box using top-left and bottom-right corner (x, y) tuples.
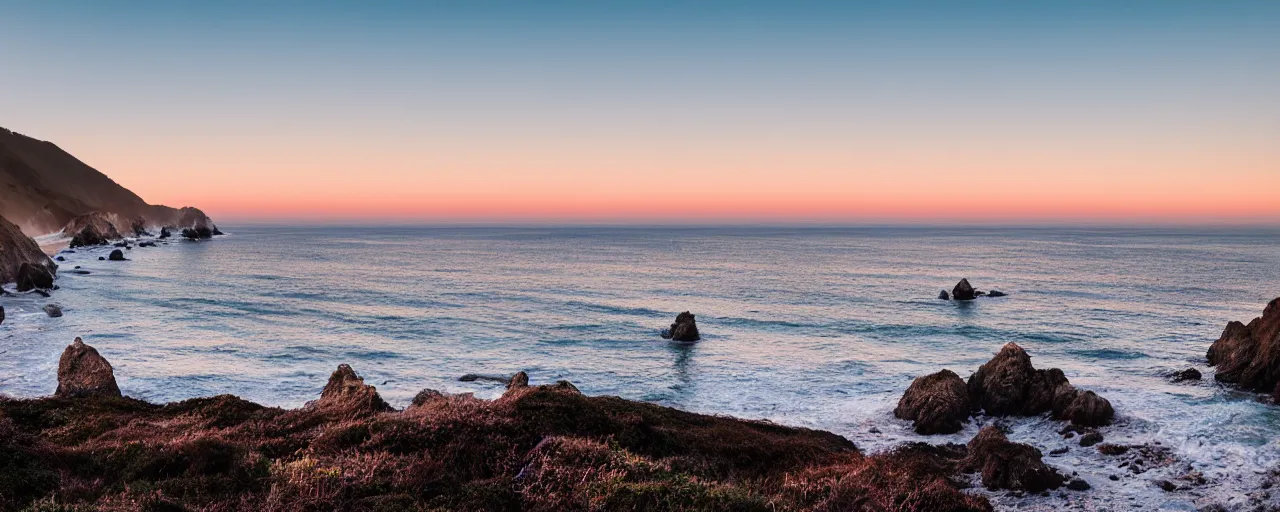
(42, 304), (63, 318)
(967, 342), (1113, 426)
(894, 369), (970, 434)
(660, 311), (701, 342)
(0, 214), (55, 286)
(16, 261), (56, 292)
(55, 337), (121, 398)
(64, 212), (122, 247)
(508, 371), (530, 390)
(952, 279), (976, 301)
(1207, 297), (1280, 395)
(108, 249), (127, 261)
(963, 426), (1065, 492)
(409, 388), (446, 408)
(316, 364), (393, 413)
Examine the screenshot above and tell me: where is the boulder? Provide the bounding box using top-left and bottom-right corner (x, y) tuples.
(108, 249), (127, 261)
(660, 311), (700, 342)
(938, 290), (950, 300)
(967, 342), (1113, 426)
(55, 255), (65, 262)
(1079, 431), (1104, 447)
(987, 290), (1007, 298)
(951, 279), (976, 301)
(16, 262), (56, 292)
(508, 371), (529, 390)
(1206, 297), (1280, 394)
(64, 212), (122, 248)
(43, 304), (63, 318)
(1, 215), (57, 285)
(55, 337), (122, 398)
(409, 389), (446, 408)
(962, 426), (1064, 492)
(894, 369), (970, 434)
(316, 364), (393, 413)
(158, 227), (172, 239)
(1170, 368), (1202, 382)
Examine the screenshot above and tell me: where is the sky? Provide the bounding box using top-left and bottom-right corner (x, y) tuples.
(1, 1), (1278, 224)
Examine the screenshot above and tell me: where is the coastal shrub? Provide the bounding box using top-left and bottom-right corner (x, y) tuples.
(0, 382), (990, 511)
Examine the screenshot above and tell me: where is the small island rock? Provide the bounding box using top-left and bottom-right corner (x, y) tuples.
(660, 311), (701, 342)
(55, 337), (122, 398)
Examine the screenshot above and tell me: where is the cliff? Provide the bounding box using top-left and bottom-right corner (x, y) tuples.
(0, 126), (217, 237)
(0, 214), (56, 284)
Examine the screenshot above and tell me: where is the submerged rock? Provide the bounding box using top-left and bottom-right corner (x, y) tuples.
(1206, 297), (1280, 395)
(952, 279), (976, 301)
(107, 249), (127, 261)
(967, 342), (1113, 426)
(43, 304), (63, 318)
(894, 369), (970, 434)
(1170, 367), (1202, 382)
(15, 262), (55, 292)
(987, 290), (1007, 298)
(316, 364), (392, 413)
(938, 290), (950, 300)
(55, 337), (121, 398)
(660, 311), (700, 342)
(963, 426), (1064, 492)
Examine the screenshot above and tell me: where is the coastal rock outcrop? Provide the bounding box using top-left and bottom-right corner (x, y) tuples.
(64, 212), (123, 248)
(316, 364), (392, 414)
(967, 342), (1113, 426)
(1170, 368), (1202, 382)
(1207, 297), (1280, 395)
(55, 337), (121, 398)
(508, 370), (529, 390)
(660, 311), (701, 342)
(1, 215), (55, 286)
(16, 261), (56, 292)
(952, 279), (976, 301)
(963, 426), (1065, 492)
(894, 369), (971, 434)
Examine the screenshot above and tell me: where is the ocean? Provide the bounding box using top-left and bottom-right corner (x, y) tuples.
(2, 225), (1278, 510)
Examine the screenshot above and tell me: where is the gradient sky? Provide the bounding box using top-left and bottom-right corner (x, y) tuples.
(2, 1), (1278, 223)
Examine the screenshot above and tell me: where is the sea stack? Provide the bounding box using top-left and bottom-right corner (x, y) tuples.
(951, 279), (976, 301)
(55, 337), (122, 399)
(1207, 297), (1280, 395)
(966, 342), (1114, 426)
(660, 311), (701, 342)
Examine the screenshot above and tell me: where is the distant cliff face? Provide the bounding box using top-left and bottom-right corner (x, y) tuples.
(0, 126), (217, 237)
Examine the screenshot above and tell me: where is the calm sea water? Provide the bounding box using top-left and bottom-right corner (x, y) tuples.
(2, 225), (1278, 510)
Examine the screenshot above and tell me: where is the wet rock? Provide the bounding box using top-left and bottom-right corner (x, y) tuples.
(660, 311), (700, 342)
(55, 255), (65, 262)
(1049, 447), (1068, 455)
(316, 364), (392, 413)
(952, 278), (976, 301)
(1079, 432), (1104, 447)
(1056, 389), (1115, 427)
(1109, 475), (1119, 481)
(16, 262), (56, 292)
(1156, 480), (1178, 492)
(98, 256), (105, 261)
(43, 304), (63, 318)
(1098, 443), (1130, 456)
(158, 227), (172, 239)
(108, 249), (127, 261)
(1170, 367), (1202, 382)
(939, 290), (950, 300)
(894, 369), (971, 434)
(64, 213), (122, 248)
(459, 373), (513, 383)
(963, 426), (1065, 492)
(138, 241), (157, 247)
(1207, 297), (1280, 394)
(182, 227), (214, 240)
(507, 371), (529, 390)
(0, 306), (5, 325)
(1066, 479), (1091, 491)
(967, 342), (1113, 426)
(550, 380), (582, 394)
(987, 290), (1008, 298)
(55, 337), (121, 398)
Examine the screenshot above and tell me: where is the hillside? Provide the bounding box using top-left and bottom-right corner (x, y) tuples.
(0, 126), (216, 237)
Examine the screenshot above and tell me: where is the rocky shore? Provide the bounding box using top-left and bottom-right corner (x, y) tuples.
(1, 338), (998, 511)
